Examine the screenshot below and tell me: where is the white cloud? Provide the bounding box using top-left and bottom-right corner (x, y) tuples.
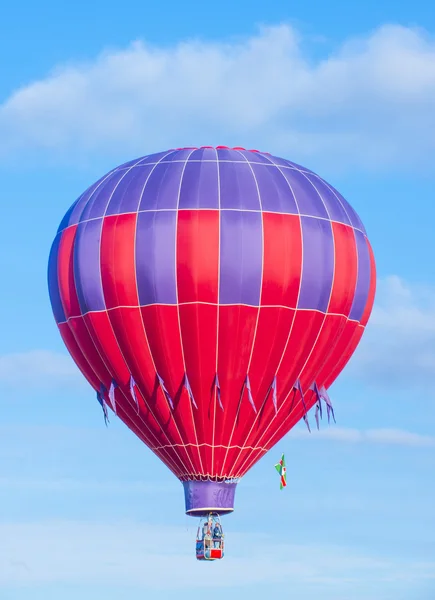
(0, 519), (430, 588)
(0, 350), (83, 388)
(0, 477), (172, 494)
(349, 275), (435, 387)
(293, 426), (435, 447)
(1, 24), (435, 170)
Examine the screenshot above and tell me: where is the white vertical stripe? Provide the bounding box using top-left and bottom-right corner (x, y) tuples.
(211, 146), (221, 475)
(219, 149), (264, 477)
(173, 149), (205, 474)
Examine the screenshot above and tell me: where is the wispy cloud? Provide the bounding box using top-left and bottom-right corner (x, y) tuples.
(0, 477), (172, 494)
(0, 519), (431, 588)
(293, 426), (435, 447)
(1, 24), (435, 171)
(0, 350), (83, 388)
(349, 275), (435, 388)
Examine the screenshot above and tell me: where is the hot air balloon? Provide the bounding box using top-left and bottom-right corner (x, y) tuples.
(48, 146), (375, 561)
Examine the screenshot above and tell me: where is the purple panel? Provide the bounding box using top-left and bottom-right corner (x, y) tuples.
(219, 161), (260, 210)
(74, 218), (105, 313)
(305, 175), (351, 225)
(57, 199), (80, 232)
(251, 163), (298, 214)
(331, 186), (366, 233)
(166, 148), (196, 161)
(106, 165), (154, 215)
(137, 150), (177, 166)
(47, 233), (66, 323)
(182, 480), (237, 516)
(216, 148), (240, 161)
(136, 211), (177, 305)
(298, 216), (334, 312)
(267, 154), (296, 169)
(219, 210), (263, 306)
(79, 170), (128, 222)
(67, 173), (112, 227)
(349, 231), (371, 321)
(138, 161), (185, 210)
(281, 170), (329, 219)
(241, 150), (274, 164)
(189, 147), (217, 161)
(179, 160), (219, 209)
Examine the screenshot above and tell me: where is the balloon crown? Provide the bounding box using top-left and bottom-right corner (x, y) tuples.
(172, 146), (270, 154)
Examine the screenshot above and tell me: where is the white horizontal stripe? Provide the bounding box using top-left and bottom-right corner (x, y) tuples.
(58, 305), (364, 326)
(57, 209), (366, 237)
(150, 442), (268, 452)
(114, 159), (313, 171)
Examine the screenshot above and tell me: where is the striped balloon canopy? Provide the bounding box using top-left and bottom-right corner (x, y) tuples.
(48, 146), (376, 516)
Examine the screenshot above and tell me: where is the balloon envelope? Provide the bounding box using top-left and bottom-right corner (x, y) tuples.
(48, 146), (376, 515)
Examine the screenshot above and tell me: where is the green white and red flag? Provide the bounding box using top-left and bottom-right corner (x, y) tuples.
(275, 453), (287, 490)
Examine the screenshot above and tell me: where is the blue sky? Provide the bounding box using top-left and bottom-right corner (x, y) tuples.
(1, 1), (435, 599)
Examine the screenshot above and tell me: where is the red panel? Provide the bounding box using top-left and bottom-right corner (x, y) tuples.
(361, 239), (377, 327)
(316, 320), (360, 387)
(58, 323), (100, 389)
(65, 314), (111, 388)
(83, 312), (131, 383)
(84, 310), (191, 475)
(261, 213), (302, 307)
(104, 308), (156, 398)
(238, 319), (366, 476)
(100, 213), (138, 308)
(212, 305), (258, 476)
(298, 313), (347, 394)
(179, 303), (218, 476)
(141, 305), (202, 476)
(275, 310), (325, 401)
(57, 225), (81, 318)
(59, 321), (180, 475)
(248, 308), (295, 401)
(231, 310), (323, 477)
(176, 210), (219, 304)
(233, 447), (266, 477)
(61, 308), (182, 475)
(222, 307), (294, 472)
(328, 223), (357, 315)
(264, 313), (349, 453)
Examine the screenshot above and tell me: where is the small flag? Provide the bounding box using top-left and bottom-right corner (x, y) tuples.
(275, 453), (287, 490)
